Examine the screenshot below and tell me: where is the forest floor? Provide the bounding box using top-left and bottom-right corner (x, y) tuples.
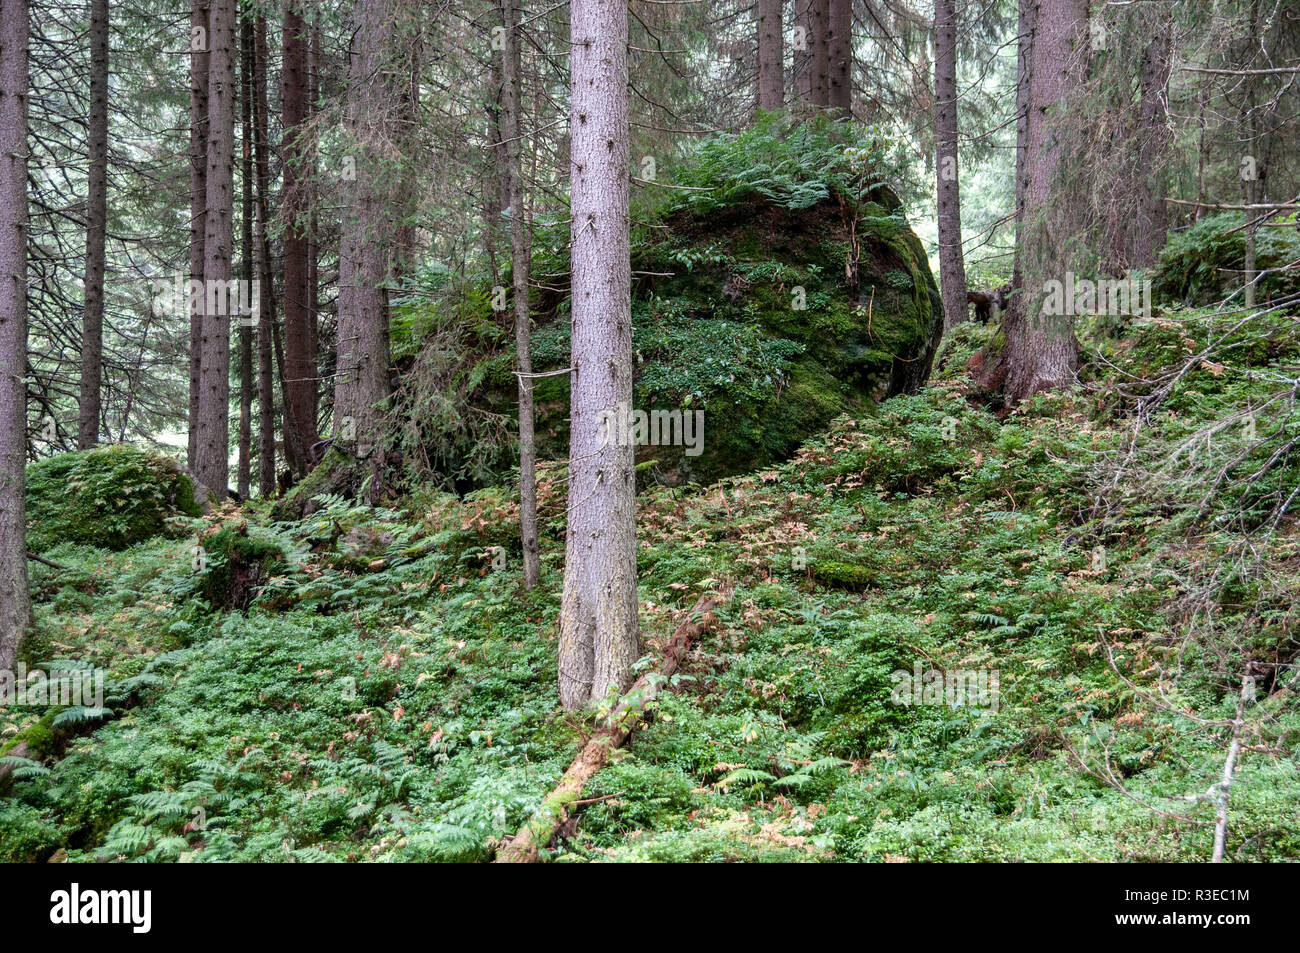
(4, 316), (1299, 862)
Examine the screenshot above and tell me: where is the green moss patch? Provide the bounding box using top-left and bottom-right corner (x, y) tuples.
(26, 445), (203, 553)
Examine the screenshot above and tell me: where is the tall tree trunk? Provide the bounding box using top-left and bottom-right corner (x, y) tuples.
(934, 0), (967, 329)
(237, 13), (254, 500)
(78, 0), (108, 449)
(984, 0), (1084, 403)
(1241, 0), (1260, 309)
(307, 26), (321, 432)
(500, 0), (540, 590)
(334, 0), (403, 460)
(195, 0), (236, 493)
(757, 0), (783, 111)
(251, 15), (277, 496)
(391, 35), (421, 284)
(0, 0), (32, 671)
(282, 0), (317, 475)
(1013, 0), (1034, 226)
(483, 61), (504, 288)
(809, 0), (829, 106)
(1130, 10), (1173, 268)
(558, 0), (639, 710)
(794, 0), (811, 102)
(187, 0), (210, 470)
(1193, 74), (1210, 222)
(827, 0), (851, 113)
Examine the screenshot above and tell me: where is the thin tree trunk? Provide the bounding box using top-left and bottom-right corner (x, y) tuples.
(827, 0), (851, 113)
(282, 0), (317, 475)
(395, 35), (421, 281)
(334, 0), (404, 460)
(558, 0), (639, 710)
(1242, 0), (1260, 309)
(251, 15), (277, 495)
(307, 26), (321, 442)
(195, 0), (236, 493)
(984, 0), (1083, 403)
(237, 13), (254, 500)
(1131, 11), (1173, 268)
(78, 0), (109, 449)
(934, 0), (967, 329)
(1193, 75), (1210, 222)
(794, 0), (812, 102)
(484, 61), (504, 289)
(1013, 0), (1034, 226)
(0, 0), (32, 672)
(500, 0), (539, 590)
(757, 0), (783, 111)
(809, 0), (829, 106)
(187, 0), (210, 470)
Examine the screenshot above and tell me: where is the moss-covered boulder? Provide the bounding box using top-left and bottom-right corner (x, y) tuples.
(395, 118), (943, 491)
(26, 445), (205, 552)
(517, 191), (942, 485)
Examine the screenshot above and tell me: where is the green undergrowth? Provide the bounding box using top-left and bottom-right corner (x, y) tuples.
(3, 311), (1298, 862)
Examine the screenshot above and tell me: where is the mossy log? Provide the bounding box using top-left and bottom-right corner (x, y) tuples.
(494, 587), (732, 863)
(269, 446), (367, 521)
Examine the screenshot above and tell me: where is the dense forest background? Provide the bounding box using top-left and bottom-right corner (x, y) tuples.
(0, 0), (1298, 863)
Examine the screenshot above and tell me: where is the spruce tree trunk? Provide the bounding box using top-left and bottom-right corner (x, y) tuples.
(991, 0), (1085, 403)
(558, 0), (639, 710)
(195, 0), (236, 494)
(1131, 11), (1172, 269)
(237, 16), (254, 500)
(307, 27), (321, 390)
(934, 0), (967, 329)
(827, 0), (851, 113)
(0, 0), (32, 672)
(1013, 0), (1034, 226)
(282, 0), (317, 474)
(794, 0), (811, 102)
(757, 0), (783, 111)
(251, 15), (277, 496)
(500, 0), (540, 590)
(809, 0), (829, 106)
(335, 0), (402, 460)
(78, 0), (108, 449)
(188, 0), (210, 470)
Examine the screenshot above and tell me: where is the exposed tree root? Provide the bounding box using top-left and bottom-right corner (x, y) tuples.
(494, 586), (732, 863)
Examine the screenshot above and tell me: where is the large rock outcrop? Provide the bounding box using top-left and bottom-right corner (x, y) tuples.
(519, 187), (943, 485)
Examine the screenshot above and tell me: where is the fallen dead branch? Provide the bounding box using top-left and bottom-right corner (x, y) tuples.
(494, 586), (732, 863)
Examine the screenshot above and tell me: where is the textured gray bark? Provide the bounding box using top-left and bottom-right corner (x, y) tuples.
(827, 0), (851, 113)
(0, 0), (33, 671)
(808, 0), (829, 106)
(195, 0), (236, 493)
(500, 0), (540, 589)
(1130, 15), (1172, 268)
(794, 0), (811, 102)
(237, 17), (253, 500)
(187, 0), (209, 470)
(934, 0), (967, 329)
(558, 0), (639, 710)
(78, 0), (108, 449)
(334, 0), (403, 460)
(995, 0), (1084, 402)
(1013, 0), (1034, 226)
(251, 16), (277, 496)
(282, 0), (317, 475)
(757, 0), (783, 111)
